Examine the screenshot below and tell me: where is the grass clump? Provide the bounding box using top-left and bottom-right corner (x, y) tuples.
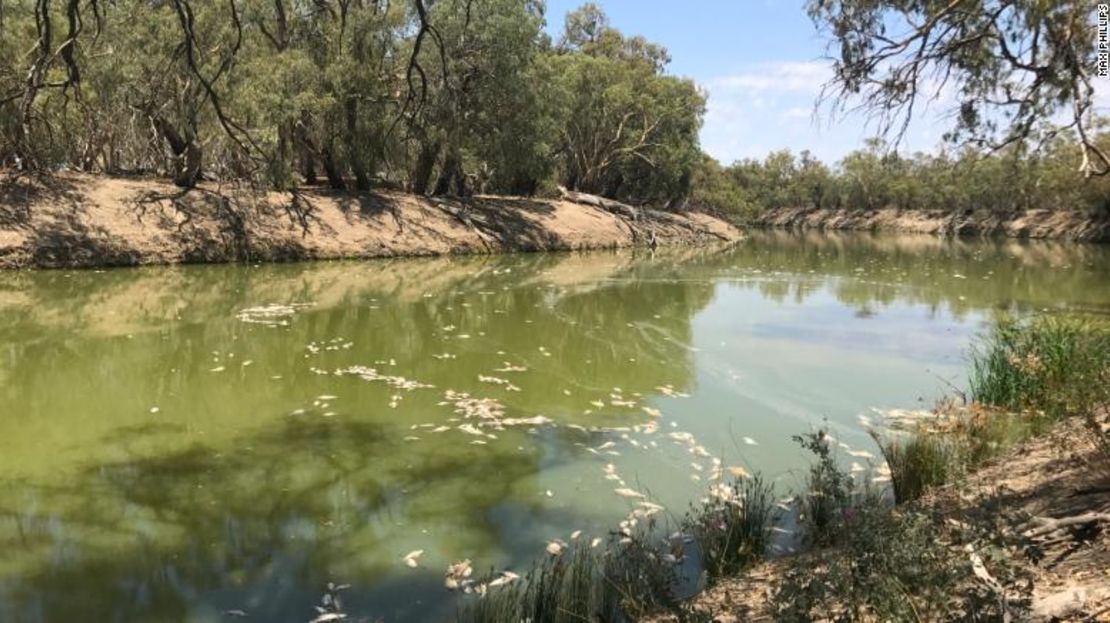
(866, 317), (1110, 505)
(969, 315), (1110, 422)
(457, 530), (682, 623)
(686, 473), (776, 581)
(872, 430), (962, 503)
(458, 472), (778, 623)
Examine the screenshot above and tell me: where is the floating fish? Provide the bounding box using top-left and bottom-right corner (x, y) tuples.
(402, 550), (424, 568)
(614, 488), (645, 499)
(727, 465), (750, 479)
(545, 540), (566, 556)
(486, 571), (519, 588)
(444, 560), (473, 590)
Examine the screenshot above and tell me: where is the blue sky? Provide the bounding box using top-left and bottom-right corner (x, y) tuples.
(538, 1), (1023, 165)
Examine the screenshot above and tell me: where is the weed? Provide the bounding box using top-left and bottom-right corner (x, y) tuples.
(686, 473), (776, 582)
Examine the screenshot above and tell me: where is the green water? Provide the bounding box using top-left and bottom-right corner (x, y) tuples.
(1, 231), (1108, 622)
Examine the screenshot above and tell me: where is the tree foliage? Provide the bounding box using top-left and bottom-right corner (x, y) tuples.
(691, 131), (1110, 219)
(808, 0), (1110, 176)
(0, 0), (704, 204)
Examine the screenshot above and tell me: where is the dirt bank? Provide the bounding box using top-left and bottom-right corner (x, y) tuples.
(0, 173), (741, 269)
(755, 206), (1110, 242)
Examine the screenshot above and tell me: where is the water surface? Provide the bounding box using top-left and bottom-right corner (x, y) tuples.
(1, 231), (1108, 622)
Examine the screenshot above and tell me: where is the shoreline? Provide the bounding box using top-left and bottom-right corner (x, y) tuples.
(0, 173), (741, 270)
(753, 205), (1110, 242)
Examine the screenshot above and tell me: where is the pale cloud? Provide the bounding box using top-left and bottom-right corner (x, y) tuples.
(782, 106), (812, 120)
(705, 61), (831, 94)
(698, 59), (1110, 165)
(700, 61), (841, 163)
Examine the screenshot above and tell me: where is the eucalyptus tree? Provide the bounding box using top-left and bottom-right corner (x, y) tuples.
(549, 4), (704, 203)
(808, 0), (1110, 176)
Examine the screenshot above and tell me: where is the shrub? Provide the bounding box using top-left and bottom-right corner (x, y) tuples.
(771, 500), (1007, 622)
(793, 430), (853, 547)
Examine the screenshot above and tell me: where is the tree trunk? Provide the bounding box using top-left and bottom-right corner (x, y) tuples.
(433, 149), (462, 196)
(321, 145), (345, 190)
(345, 97), (370, 191)
(294, 110), (317, 185)
(153, 116), (202, 188)
(411, 140), (440, 195)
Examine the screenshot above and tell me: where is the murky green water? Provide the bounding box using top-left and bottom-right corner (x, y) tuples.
(1, 231), (1108, 622)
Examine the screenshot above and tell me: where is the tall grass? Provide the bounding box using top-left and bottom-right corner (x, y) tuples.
(868, 317), (1110, 505)
(457, 541), (641, 623)
(458, 473), (777, 623)
(969, 315), (1110, 421)
(872, 431), (961, 503)
(686, 473), (775, 581)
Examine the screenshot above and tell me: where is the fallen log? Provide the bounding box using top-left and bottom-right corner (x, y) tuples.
(557, 186), (638, 220)
(1022, 512), (1110, 539)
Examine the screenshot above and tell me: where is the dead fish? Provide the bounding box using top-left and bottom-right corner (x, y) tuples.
(487, 571), (519, 588)
(614, 487), (645, 499)
(444, 559), (473, 589)
(402, 550), (424, 568)
(727, 465), (751, 479)
(590, 537), (602, 548)
(742, 437), (758, 446)
(546, 539), (567, 556)
(570, 530), (582, 540)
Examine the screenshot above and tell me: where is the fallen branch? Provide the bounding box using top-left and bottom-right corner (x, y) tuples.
(1022, 512), (1110, 539)
(557, 186), (638, 220)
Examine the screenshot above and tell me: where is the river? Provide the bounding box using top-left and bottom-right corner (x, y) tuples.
(1, 231), (1108, 622)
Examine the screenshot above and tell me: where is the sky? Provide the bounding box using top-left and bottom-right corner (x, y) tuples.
(541, 0), (1102, 166)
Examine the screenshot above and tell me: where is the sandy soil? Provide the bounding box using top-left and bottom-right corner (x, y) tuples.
(755, 206), (1110, 242)
(0, 172), (741, 269)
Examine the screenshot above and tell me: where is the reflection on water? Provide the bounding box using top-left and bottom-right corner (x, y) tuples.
(1, 232), (1108, 622)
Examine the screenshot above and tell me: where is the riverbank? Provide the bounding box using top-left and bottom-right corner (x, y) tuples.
(652, 316), (1110, 622)
(660, 413), (1110, 622)
(753, 206), (1110, 242)
(0, 173), (740, 269)
(453, 316), (1110, 623)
